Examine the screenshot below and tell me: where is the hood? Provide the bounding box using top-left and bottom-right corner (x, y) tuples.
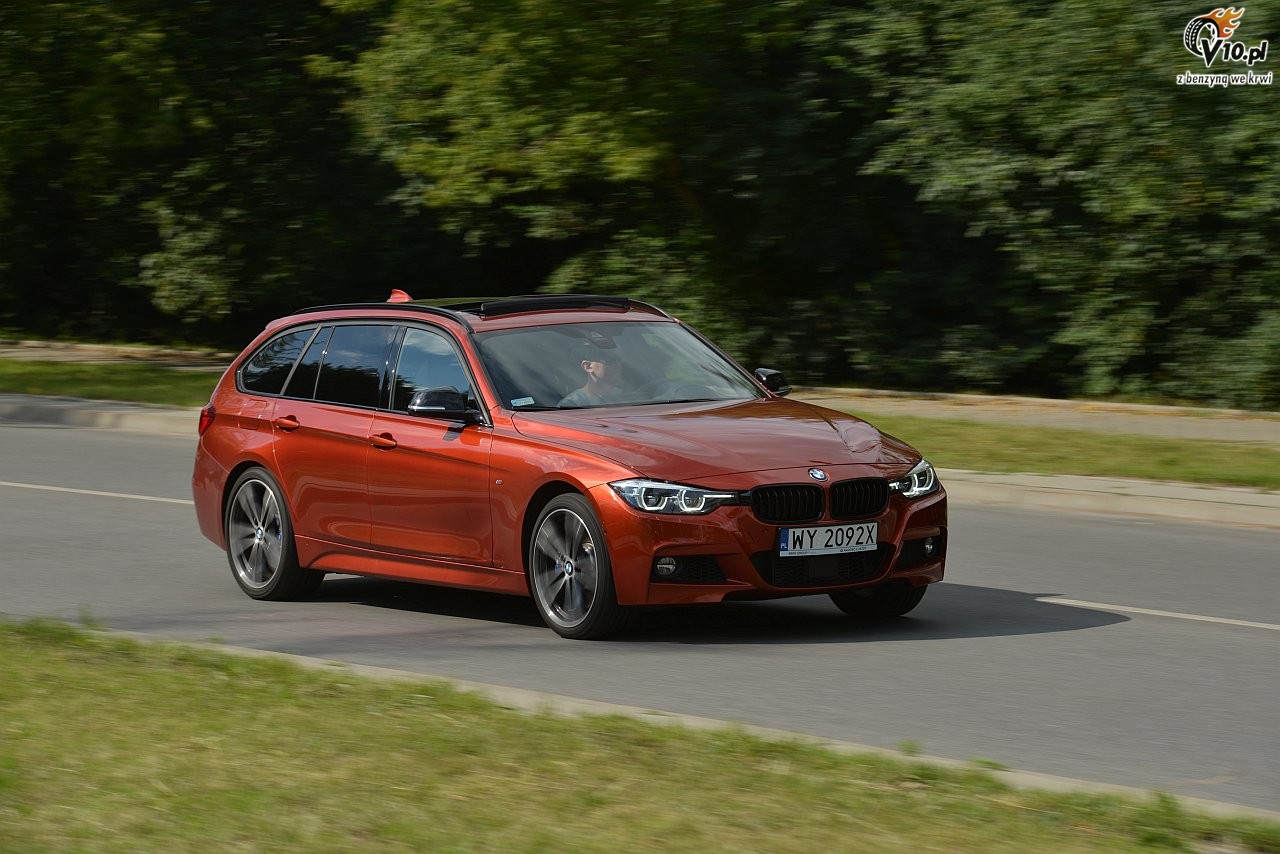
(511, 397), (919, 481)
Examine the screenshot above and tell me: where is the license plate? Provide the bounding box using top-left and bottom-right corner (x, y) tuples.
(778, 522), (877, 557)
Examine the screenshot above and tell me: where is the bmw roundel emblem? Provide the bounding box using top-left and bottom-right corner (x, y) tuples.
(808, 468), (828, 481)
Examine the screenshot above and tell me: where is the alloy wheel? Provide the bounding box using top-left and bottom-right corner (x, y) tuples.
(227, 478), (285, 592)
(531, 507), (599, 629)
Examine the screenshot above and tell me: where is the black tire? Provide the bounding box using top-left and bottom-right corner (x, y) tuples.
(224, 467), (323, 601)
(1183, 17), (1216, 57)
(830, 583), (927, 620)
(527, 494), (629, 639)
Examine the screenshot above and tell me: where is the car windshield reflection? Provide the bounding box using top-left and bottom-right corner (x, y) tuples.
(475, 321), (764, 411)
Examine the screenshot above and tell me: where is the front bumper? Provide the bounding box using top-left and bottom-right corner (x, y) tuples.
(589, 478), (948, 606)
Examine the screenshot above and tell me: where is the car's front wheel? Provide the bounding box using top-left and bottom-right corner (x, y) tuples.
(224, 467), (323, 601)
(527, 494), (628, 640)
(830, 583), (927, 620)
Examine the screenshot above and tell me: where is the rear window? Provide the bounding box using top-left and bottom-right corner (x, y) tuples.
(240, 327), (316, 395)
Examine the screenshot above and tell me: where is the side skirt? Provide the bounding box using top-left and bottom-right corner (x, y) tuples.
(295, 536), (530, 596)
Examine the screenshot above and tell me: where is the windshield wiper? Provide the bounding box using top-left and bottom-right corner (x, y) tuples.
(658, 398), (717, 405)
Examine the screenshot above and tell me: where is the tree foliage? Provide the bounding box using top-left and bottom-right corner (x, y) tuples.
(866, 1), (1280, 406)
(0, 1), (1276, 407)
(0, 0), (483, 342)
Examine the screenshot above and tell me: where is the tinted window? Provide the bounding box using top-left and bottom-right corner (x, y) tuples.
(241, 328), (316, 395)
(314, 325), (395, 408)
(284, 326), (332, 399)
(391, 327), (474, 411)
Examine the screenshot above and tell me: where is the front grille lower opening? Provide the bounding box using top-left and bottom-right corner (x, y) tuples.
(750, 545), (892, 588)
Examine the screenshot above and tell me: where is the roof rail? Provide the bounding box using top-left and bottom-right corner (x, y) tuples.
(427, 294), (672, 319)
(289, 294), (672, 330)
(289, 302), (474, 332)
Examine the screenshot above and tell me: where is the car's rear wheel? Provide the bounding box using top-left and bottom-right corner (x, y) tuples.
(830, 583), (926, 619)
(225, 467), (323, 600)
(528, 494), (628, 639)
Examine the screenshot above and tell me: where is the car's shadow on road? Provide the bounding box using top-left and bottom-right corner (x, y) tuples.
(631, 583), (1128, 644)
(315, 578), (1128, 643)
(315, 576), (547, 628)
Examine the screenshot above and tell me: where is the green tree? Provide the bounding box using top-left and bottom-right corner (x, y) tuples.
(0, 0), (467, 345)
(344, 0), (1279, 405)
(868, 0), (1280, 405)
(342, 0), (1060, 389)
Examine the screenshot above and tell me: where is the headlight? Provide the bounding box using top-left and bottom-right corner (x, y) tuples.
(889, 459), (938, 499)
(610, 479), (741, 515)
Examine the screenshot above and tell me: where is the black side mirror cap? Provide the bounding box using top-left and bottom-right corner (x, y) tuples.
(754, 368), (792, 397)
(407, 387), (482, 423)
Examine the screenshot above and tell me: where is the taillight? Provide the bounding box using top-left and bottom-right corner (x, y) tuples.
(198, 404), (216, 436)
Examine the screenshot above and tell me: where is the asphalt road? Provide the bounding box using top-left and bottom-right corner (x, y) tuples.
(2, 424), (1277, 812)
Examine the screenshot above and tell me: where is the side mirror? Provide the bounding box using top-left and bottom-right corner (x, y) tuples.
(754, 368), (792, 397)
(407, 387), (481, 423)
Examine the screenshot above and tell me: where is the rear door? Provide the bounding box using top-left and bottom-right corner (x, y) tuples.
(271, 323), (396, 547)
(367, 324), (493, 565)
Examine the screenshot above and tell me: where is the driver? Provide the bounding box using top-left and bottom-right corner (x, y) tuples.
(558, 341), (627, 407)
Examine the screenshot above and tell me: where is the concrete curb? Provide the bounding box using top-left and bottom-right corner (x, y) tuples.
(2, 394), (1277, 528)
(940, 469), (1280, 529)
(0, 394), (198, 438)
(71, 628), (1280, 824)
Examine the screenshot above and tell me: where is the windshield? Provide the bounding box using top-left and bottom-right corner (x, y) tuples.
(475, 321), (765, 410)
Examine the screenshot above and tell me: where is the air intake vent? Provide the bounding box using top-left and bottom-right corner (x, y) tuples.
(830, 478), (890, 519)
(751, 546), (891, 588)
(750, 485), (823, 524)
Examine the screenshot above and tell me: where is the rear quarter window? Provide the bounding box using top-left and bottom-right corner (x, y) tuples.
(284, 326), (332, 400)
(239, 327), (316, 395)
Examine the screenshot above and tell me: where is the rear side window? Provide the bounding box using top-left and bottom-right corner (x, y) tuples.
(240, 328), (315, 395)
(314, 325), (396, 408)
(284, 326), (332, 399)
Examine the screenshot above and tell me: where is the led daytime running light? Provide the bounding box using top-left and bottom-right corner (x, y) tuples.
(889, 459), (937, 499)
(610, 479), (740, 516)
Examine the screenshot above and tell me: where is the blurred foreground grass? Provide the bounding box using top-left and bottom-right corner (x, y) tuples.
(1, 358), (1278, 489)
(0, 359), (218, 408)
(2, 619), (1277, 853)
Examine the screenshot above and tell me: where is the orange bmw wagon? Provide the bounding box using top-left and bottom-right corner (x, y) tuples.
(193, 294), (947, 638)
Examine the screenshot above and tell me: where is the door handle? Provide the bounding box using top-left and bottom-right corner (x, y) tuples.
(369, 432), (398, 450)
(273, 415), (300, 432)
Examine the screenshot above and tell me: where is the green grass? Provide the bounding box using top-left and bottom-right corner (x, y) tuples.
(2, 620), (1276, 853)
(839, 411), (1280, 491)
(1, 357), (1277, 490)
(0, 359), (219, 408)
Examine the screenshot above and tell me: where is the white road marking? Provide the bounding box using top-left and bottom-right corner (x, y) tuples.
(3, 476), (1275, 633)
(0, 480), (193, 505)
(1039, 597), (1280, 632)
